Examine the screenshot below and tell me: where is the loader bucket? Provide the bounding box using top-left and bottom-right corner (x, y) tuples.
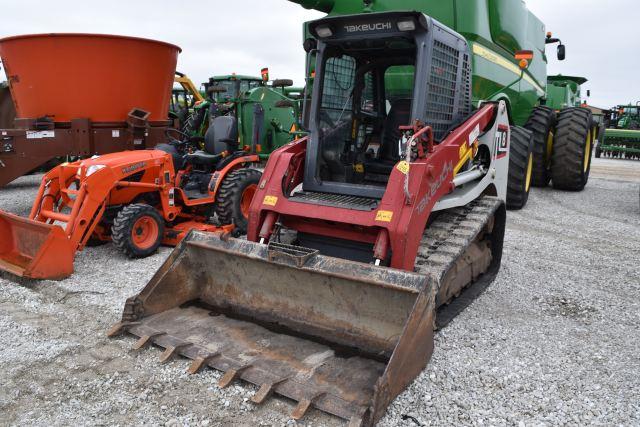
(111, 231), (437, 426)
(0, 211), (75, 280)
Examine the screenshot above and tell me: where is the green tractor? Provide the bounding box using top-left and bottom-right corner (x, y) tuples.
(203, 70), (304, 160)
(166, 71), (304, 161)
(597, 103), (640, 160)
(289, 0), (597, 209)
(546, 75), (587, 110)
(543, 74), (602, 173)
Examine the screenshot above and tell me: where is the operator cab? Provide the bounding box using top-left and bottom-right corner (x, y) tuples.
(302, 12), (471, 200)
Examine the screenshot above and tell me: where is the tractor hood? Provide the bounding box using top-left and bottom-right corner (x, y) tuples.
(74, 150), (170, 170)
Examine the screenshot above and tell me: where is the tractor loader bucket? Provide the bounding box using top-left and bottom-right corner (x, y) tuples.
(0, 210), (75, 279)
(111, 231), (437, 426)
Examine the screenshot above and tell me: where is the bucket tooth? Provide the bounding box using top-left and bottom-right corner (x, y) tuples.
(218, 364), (253, 388)
(187, 352), (221, 375)
(291, 392), (326, 421)
(251, 377), (290, 404)
(106, 321), (141, 338)
(132, 332), (167, 350)
(159, 342), (192, 364)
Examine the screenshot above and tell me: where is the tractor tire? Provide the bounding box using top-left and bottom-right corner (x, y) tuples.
(111, 204), (165, 258)
(550, 108), (593, 191)
(524, 106), (556, 187)
(215, 168), (262, 234)
(506, 126), (534, 210)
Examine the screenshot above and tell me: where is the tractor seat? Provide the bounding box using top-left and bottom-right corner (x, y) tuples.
(186, 116), (239, 168)
(364, 98), (412, 175)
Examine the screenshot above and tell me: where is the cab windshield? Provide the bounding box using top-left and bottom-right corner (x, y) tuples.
(315, 41), (416, 189)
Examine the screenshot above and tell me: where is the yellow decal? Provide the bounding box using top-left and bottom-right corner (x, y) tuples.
(354, 163), (365, 173)
(472, 43), (545, 96)
(396, 161), (410, 175)
(459, 144), (468, 159)
(263, 195), (278, 206)
(375, 210), (394, 222)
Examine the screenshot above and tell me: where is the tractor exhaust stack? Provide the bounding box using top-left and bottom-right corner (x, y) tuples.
(110, 231), (436, 426)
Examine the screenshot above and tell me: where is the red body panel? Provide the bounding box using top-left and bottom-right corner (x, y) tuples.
(248, 105), (497, 271)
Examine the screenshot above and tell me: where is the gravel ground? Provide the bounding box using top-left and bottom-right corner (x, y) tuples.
(1, 157), (639, 426)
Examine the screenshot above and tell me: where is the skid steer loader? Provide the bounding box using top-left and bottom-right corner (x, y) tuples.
(0, 116), (261, 280)
(111, 12), (510, 425)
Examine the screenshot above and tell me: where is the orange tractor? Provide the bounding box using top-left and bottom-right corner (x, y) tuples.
(0, 116), (261, 280)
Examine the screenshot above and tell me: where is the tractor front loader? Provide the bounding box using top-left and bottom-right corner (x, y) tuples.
(112, 13), (509, 425)
(0, 117), (261, 280)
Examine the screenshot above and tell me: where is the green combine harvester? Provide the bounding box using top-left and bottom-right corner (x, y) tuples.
(291, 0), (597, 208)
(597, 103), (640, 160)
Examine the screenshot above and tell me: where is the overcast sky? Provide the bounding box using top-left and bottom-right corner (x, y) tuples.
(0, 0), (637, 108)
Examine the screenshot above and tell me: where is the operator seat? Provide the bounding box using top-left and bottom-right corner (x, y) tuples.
(365, 98), (412, 175)
(185, 115), (239, 169)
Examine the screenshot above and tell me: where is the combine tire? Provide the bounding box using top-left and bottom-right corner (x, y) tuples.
(215, 168), (262, 234)
(524, 106), (556, 187)
(112, 204), (165, 258)
(506, 126), (534, 210)
(550, 108), (593, 191)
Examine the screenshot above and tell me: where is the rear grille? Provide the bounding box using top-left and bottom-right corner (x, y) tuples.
(289, 191), (380, 211)
(458, 53), (472, 117)
(425, 33), (472, 141)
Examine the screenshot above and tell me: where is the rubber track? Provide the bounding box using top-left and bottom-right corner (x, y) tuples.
(550, 108), (592, 191)
(415, 196), (503, 328)
(524, 106), (556, 187)
(506, 126), (533, 210)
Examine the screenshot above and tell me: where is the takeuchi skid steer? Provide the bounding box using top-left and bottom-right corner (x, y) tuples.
(111, 13), (510, 425)
(0, 116), (261, 280)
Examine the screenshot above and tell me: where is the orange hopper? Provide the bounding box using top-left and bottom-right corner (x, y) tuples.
(0, 33), (181, 122)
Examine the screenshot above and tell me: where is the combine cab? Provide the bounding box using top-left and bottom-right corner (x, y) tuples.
(113, 12), (509, 425)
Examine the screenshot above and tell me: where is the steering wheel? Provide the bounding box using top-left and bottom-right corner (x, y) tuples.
(165, 128), (191, 147)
